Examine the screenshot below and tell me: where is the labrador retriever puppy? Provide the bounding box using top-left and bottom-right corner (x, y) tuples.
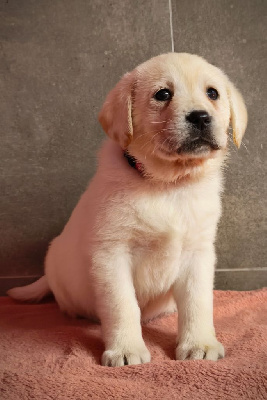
(8, 53), (247, 366)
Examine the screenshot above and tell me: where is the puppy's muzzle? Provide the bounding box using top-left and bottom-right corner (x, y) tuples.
(177, 110), (220, 154)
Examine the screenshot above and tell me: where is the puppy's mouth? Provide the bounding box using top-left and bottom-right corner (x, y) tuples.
(158, 134), (221, 160)
(177, 136), (221, 155)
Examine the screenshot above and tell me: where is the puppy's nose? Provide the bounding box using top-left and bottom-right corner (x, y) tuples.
(186, 110), (211, 131)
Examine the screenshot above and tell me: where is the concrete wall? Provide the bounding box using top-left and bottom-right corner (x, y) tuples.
(0, 0), (266, 294)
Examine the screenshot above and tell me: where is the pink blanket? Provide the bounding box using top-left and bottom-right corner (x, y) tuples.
(0, 289), (266, 399)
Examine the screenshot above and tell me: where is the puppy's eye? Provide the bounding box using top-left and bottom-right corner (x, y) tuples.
(207, 87), (219, 100)
(154, 88), (172, 101)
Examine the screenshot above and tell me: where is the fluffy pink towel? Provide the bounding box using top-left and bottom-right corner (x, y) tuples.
(0, 289), (266, 399)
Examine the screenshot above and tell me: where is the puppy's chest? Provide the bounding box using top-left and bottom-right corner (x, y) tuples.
(131, 188), (214, 239)
(130, 193), (185, 267)
(129, 188), (219, 298)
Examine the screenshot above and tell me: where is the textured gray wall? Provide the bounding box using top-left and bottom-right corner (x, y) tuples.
(0, 0), (266, 294)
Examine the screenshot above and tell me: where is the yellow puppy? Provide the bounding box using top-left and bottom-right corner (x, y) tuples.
(8, 53), (247, 366)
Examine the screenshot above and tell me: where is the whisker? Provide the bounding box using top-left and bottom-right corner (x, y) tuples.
(134, 128), (169, 142)
(150, 118), (172, 124)
(130, 124), (179, 157)
(240, 141), (249, 153)
(152, 140), (161, 155)
(161, 137), (170, 147)
(227, 137), (238, 154)
(152, 135), (170, 155)
(140, 132), (161, 152)
(228, 134), (249, 153)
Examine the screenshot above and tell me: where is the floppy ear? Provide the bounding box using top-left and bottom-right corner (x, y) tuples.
(98, 72), (135, 149)
(227, 81), (248, 148)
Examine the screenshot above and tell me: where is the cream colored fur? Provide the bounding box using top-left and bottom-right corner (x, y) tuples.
(8, 53), (247, 367)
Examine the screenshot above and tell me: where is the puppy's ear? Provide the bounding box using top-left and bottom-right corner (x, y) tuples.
(98, 72), (135, 149)
(227, 81), (248, 148)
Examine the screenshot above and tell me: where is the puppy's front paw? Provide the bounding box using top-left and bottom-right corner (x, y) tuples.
(176, 337), (224, 361)
(101, 343), (151, 367)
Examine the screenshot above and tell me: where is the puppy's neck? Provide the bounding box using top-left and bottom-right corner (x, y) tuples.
(125, 145), (226, 186)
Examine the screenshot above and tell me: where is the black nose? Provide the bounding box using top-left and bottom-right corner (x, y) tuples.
(186, 110), (211, 131)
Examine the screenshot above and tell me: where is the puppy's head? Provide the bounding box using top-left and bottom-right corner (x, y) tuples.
(99, 53), (247, 182)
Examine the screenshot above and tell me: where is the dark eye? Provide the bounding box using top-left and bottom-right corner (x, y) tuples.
(207, 87), (219, 100)
(154, 88), (172, 101)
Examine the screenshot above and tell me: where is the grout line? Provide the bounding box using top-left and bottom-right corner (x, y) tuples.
(216, 268), (267, 272)
(0, 275), (41, 279)
(168, 0), (174, 52)
(1, 268), (267, 280)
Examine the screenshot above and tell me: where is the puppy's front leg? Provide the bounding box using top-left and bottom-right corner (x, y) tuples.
(93, 247), (151, 367)
(174, 246), (224, 361)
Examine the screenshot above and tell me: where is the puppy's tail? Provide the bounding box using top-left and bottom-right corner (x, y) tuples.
(7, 275), (51, 303)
